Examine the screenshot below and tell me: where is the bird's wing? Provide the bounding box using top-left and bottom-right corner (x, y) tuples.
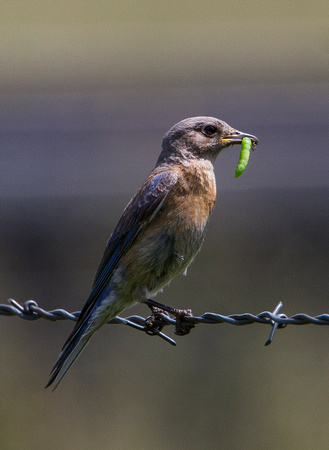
(62, 169), (178, 348)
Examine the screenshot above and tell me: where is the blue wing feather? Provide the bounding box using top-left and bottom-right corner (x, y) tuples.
(64, 170), (178, 346)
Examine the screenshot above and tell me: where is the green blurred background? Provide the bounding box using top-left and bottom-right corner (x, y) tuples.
(1, 1), (329, 449)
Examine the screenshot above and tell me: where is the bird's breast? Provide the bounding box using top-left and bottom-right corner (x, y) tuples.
(145, 161), (217, 274)
(165, 161), (217, 231)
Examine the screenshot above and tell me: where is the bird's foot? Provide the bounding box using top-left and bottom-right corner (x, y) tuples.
(172, 308), (194, 336)
(145, 307), (170, 335)
(144, 299), (195, 336)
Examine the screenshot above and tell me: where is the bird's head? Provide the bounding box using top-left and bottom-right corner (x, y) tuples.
(158, 116), (258, 165)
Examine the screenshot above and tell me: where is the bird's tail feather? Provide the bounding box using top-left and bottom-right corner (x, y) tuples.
(45, 327), (92, 391)
(46, 288), (117, 390)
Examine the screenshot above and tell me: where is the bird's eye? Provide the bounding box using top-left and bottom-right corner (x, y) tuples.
(203, 125), (217, 136)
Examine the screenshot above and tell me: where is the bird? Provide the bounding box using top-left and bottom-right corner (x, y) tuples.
(46, 116), (258, 390)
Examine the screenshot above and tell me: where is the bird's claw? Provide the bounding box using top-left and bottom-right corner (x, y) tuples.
(144, 298), (195, 336)
(172, 308), (195, 336)
(144, 306), (195, 336)
(145, 307), (170, 335)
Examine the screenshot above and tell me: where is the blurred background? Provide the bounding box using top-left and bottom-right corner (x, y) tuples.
(0, 1), (329, 449)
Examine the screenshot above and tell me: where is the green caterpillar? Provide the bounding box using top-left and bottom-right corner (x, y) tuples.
(235, 137), (252, 178)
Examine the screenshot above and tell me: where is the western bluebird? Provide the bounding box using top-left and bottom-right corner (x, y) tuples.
(46, 116), (258, 390)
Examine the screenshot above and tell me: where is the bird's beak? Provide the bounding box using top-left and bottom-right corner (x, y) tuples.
(220, 130), (259, 148)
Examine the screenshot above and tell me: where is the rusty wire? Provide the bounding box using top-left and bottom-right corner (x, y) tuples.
(1, 298), (328, 346)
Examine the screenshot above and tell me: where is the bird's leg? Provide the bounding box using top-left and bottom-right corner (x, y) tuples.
(144, 298), (194, 336)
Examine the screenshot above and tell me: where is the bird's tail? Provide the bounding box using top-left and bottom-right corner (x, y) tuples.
(46, 286), (120, 390)
(45, 323), (92, 391)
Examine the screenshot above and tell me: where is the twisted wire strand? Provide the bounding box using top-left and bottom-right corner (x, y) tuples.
(1, 298), (328, 346)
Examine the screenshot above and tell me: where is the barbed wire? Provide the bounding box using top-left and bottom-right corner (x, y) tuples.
(1, 298), (328, 346)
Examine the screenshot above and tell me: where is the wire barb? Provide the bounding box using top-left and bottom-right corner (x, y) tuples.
(1, 299), (329, 346)
(265, 301), (285, 346)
